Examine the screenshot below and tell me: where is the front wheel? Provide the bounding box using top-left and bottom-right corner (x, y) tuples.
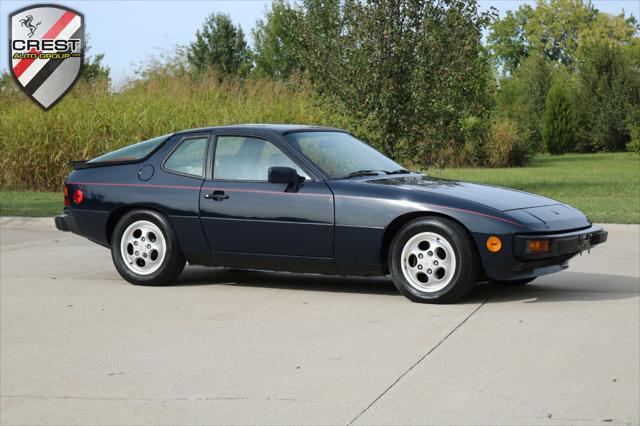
(389, 217), (478, 303)
(111, 210), (185, 286)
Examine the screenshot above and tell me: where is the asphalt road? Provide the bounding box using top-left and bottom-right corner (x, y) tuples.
(1, 218), (638, 426)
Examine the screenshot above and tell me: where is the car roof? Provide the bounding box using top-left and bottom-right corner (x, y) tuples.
(174, 124), (349, 136)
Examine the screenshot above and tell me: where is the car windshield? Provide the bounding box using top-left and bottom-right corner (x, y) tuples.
(88, 134), (171, 163)
(285, 131), (404, 179)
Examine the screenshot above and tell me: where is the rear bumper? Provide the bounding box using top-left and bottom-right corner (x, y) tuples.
(54, 211), (78, 233)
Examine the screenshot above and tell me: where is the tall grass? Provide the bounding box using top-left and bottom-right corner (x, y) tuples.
(0, 74), (356, 191)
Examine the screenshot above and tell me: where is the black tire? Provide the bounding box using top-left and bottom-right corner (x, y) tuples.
(110, 210), (185, 286)
(388, 217), (478, 304)
(491, 277), (536, 286)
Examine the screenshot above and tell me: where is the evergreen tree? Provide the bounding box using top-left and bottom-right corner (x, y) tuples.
(187, 13), (251, 76)
(543, 77), (577, 154)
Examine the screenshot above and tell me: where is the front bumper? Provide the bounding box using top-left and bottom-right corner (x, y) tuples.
(514, 225), (608, 260)
(480, 225), (607, 281)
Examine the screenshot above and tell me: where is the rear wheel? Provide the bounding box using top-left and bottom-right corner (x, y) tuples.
(111, 210), (185, 286)
(389, 217), (478, 303)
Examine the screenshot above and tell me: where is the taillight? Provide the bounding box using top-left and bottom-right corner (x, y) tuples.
(63, 185), (70, 207)
(73, 189), (84, 204)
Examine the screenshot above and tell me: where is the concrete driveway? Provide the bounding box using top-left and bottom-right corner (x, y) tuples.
(1, 218), (638, 425)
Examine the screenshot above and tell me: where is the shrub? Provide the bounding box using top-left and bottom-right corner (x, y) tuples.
(460, 115), (488, 167)
(543, 77), (578, 155)
(485, 117), (534, 167)
(628, 124), (640, 154)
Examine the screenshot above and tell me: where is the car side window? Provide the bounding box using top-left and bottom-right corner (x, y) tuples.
(164, 137), (208, 177)
(213, 136), (309, 181)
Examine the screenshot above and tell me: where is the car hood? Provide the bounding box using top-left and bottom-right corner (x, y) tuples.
(366, 174), (560, 211)
(361, 174), (591, 231)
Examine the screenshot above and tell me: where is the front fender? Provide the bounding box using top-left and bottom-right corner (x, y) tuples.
(329, 181), (534, 275)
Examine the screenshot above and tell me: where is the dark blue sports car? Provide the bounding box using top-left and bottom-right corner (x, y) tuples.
(55, 125), (607, 303)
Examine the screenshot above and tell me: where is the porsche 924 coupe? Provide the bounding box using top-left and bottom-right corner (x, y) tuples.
(55, 125), (607, 303)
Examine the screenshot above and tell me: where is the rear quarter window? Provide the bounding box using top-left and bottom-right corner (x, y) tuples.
(88, 134), (171, 164)
(163, 137), (208, 177)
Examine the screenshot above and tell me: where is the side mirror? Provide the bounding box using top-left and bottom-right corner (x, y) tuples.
(268, 167), (305, 192)
(268, 166), (298, 184)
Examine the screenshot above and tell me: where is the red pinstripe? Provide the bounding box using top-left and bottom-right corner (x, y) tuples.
(68, 181), (523, 227)
(68, 181), (198, 191)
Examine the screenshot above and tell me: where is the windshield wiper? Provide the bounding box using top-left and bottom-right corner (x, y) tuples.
(338, 169), (410, 179)
(339, 170), (387, 179)
(387, 168), (410, 175)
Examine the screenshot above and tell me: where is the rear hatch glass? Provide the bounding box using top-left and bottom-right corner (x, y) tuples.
(88, 134), (171, 164)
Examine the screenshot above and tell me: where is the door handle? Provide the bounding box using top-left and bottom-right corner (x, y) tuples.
(204, 190), (229, 201)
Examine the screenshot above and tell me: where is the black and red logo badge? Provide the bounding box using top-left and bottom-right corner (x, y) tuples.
(9, 4), (84, 110)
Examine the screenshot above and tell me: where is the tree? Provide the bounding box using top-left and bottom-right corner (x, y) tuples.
(296, 0), (494, 164)
(411, 1), (496, 163)
(494, 54), (553, 152)
(486, 5), (534, 75)
(0, 72), (15, 92)
(252, 1), (305, 80)
(79, 37), (110, 85)
(490, 1), (639, 154)
(543, 75), (577, 154)
(187, 13), (251, 76)
(82, 53), (110, 84)
(297, 0), (344, 96)
(488, 0), (597, 74)
(574, 13), (640, 151)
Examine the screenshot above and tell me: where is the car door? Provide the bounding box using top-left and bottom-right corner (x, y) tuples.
(199, 132), (335, 264)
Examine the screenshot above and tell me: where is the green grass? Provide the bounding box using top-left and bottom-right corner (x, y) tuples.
(1, 153), (638, 223)
(0, 191), (62, 217)
(428, 152), (640, 224)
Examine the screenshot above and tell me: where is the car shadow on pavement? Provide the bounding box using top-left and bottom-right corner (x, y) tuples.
(471, 272), (639, 304)
(174, 266), (401, 296)
(173, 268), (638, 303)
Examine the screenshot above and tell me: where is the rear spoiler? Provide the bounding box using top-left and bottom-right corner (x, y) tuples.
(68, 134), (174, 171)
(68, 159), (138, 170)
(69, 160), (89, 170)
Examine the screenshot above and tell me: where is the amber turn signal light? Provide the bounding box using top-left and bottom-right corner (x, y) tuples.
(486, 236), (502, 252)
(527, 239), (550, 253)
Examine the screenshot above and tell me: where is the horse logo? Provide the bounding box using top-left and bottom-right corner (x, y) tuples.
(19, 14), (41, 38)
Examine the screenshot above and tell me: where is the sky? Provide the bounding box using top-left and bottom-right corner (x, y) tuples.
(1, 0), (638, 86)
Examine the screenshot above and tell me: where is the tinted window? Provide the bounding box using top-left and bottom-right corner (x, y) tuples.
(285, 132), (402, 179)
(89, 134), (170, 163)
(164, 137), (208, 177)
(214, 136), (308, 181)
